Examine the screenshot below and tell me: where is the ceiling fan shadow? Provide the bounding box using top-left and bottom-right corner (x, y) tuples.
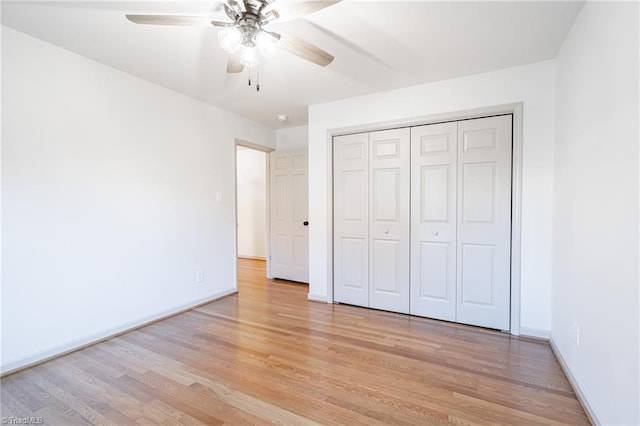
(274, 19), (395, 88)
(303, 20), (393, 71)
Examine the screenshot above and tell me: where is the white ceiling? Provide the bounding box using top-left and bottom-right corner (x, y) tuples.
(2, 0), (583, 128)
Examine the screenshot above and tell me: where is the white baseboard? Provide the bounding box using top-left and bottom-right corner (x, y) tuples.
(237, 255), (266, 261)
(1, 289), (237, 376)
(519, 327), (551, 339)
(307, 293), (328, 303)
(549, 337), (601, 425)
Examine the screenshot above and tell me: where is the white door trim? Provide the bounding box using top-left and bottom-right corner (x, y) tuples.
(234, 139), (274, 281)
(325, 103), (523, 335)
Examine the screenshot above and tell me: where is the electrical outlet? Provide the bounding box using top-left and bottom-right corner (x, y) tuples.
(196, 270), (204, 283)
(574, 322), (580, 347)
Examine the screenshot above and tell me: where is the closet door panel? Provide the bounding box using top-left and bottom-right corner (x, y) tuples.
(334, 133), (369, 307)
(369, 128), (410, 314)
(410, 122), (458, 321)
(457, 115), (512, 330)
(334, 114), (513, 330)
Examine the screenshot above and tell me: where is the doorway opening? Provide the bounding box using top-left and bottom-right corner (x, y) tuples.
(235, 142), (271, 282)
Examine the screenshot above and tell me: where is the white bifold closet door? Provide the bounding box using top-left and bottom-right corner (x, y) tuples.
(410, 122), (458, 322)
(333, 129), (410, 313)
(333, 133), (370, 307)
(456, 116), (512, 330)
(369, 128), (410, 314)
(335, 114), (511, 330)
(410, 115), (512, 330)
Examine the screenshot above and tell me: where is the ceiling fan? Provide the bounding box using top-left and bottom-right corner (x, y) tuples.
(126, 0), (340, 84)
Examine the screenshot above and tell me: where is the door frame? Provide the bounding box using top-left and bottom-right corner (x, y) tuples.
(234, 139), (274, 280)
(325, 103), (524, 334)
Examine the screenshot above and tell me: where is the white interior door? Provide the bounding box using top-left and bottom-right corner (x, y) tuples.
(410, 122), (458, 321)
(269, 149), (309, 283)
(333, 133), (369, 307)
(456, 115), (512, 330)
(369, 128), (410, 314)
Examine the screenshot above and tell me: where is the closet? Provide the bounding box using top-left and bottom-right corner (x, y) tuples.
(333, 115), (512, 330)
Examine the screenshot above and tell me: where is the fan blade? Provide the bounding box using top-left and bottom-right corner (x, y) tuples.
(126, 14), (231, 27)
(264, 1), (341, 23)
(211, 20), (236, 27)
(278, 32), (334, 66)
(227, 51), (244, 73)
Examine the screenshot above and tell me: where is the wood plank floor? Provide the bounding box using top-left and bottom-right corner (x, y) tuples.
(1, 258), (589, 425)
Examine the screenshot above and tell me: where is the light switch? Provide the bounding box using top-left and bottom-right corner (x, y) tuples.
(216, 192), (223, 203)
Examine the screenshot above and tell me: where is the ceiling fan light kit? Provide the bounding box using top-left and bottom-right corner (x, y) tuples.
(255, 31), (279, 58)
(240, 46), (260, 68)
(217, 13), (278, 65)
(217, 26), (243, 53)
(126, 0), (340, 91)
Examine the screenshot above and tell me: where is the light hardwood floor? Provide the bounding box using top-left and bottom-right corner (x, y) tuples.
(1, 259), (589, 425)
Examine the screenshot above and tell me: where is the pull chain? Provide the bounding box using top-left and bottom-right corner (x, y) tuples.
(245, 67), (261, 92)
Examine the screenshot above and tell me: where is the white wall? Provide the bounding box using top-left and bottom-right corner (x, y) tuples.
(236, 147), (267, 259)
(552, 2), (639, 424)
(276, 125), (308, 150)
(1, 27), (276, 372)
(308, 61), (556, 333)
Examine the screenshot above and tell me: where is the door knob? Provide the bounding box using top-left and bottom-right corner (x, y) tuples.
(433, 231), (439, 236)
(303, 221), (309, 226)
(384, 229), (389, 234)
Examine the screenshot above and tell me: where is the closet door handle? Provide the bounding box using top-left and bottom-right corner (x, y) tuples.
(303, 221), (309, 226)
